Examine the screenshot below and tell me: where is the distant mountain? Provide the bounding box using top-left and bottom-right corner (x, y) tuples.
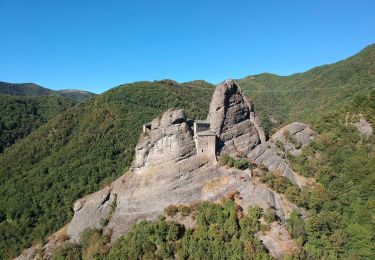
(0, 82), (56, 96)
(0, 81), (96, 101)
(57, 89), (96, 101)
(0, 82), (93, 153)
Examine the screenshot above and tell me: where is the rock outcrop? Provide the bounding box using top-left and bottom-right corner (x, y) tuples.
(353, 115), (373, 137)
(271, 122), (315, 156)
(133, 109), (196, 171)
(256, 222), (298, 259)
(248, 122), (315, 187)
(208, 79), (265, 156)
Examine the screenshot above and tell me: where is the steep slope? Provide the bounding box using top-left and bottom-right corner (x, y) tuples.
(0, 80), (214, 258)
(0, 95), (76, 153)
(238, 43), (375, 133)
(0, 81), (96, 101)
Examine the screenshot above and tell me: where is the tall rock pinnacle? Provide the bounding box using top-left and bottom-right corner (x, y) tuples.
(207, 79), (265, 156)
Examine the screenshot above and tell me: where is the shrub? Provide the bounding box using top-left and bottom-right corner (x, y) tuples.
(164, 205), (179, 217)
(263, 209), (275, 224)
(219, 155), (249, 170)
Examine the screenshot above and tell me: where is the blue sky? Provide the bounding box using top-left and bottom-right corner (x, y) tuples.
(1, 0), (375, 93)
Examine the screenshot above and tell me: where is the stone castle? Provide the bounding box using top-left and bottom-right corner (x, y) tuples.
(143, 119), (217, 161)
(142, 79), (265, 161)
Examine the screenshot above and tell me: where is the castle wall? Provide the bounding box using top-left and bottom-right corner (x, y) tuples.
(196, 135), (216, 161)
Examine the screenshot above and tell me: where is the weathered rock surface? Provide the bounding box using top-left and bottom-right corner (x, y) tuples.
(15, 226), (69, 260)
(271, 122), (315, 156)
(248, 122), (315, 187)
(208, 79), (265, 156)
(353, 115), (373, 137)
(67, 186), (116, 241)
(256, 222), (298, 259)
(133, 109), (196, 171)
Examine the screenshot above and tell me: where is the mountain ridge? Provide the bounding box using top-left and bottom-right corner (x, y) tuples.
(0, 81), (96, 101)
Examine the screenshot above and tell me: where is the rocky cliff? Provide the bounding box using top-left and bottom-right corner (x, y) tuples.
(208, 79), (266, 155)
(17, 79), (315, 260)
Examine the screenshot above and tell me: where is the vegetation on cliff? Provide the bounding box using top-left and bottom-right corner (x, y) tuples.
(284, 107), (375, 259)
(54, 200), (271, 259)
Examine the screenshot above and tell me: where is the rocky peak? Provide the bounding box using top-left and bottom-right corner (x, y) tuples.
(208, 79), (265, 156)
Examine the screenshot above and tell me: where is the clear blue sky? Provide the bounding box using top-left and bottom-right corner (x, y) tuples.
(1, 0), (375, 93)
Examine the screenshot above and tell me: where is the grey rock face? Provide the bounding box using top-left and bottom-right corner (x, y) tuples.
(353, 115), (373, 137)
(67, 186), (116, 242)
(271, 122), (315, 156)
(67, 155), (296, 243)
(133, 109), (196, 171)
(207, 79), (263, 156)
(255, 222), (298, 259)
(248, 122), (315, 187)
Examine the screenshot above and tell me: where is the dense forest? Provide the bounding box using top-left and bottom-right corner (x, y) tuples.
(0, 82), (57, 96)
(0, 81), (96, 101)
(0, 95), (76, 153)
(0, 44), (375, 258)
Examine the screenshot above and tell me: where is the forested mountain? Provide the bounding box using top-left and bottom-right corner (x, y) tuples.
(0, 82), (56, 96)
(0, 81), (96, 101)
(0, 82), (96, 153)
(1, 44), (375, 259)
(0, 80), (214, 258)
(238, 43), (375, 134)
(0, 95), (76, 153)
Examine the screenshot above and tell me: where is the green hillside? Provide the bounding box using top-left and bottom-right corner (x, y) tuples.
(238, 43), (375, 134)
(0, 80), (214, 258)
(0, 82), (56, 96)
(0, 95), (76, 153)
(0, 81), (96, 101)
